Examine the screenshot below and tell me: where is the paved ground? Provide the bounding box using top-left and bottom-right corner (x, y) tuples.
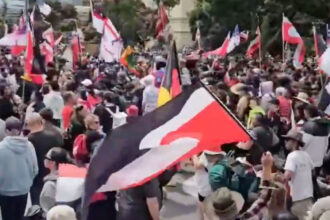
(0, 173), (199, 220)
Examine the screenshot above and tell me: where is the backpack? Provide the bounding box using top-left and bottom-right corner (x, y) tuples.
(209, 159), (240, 192)
(73, 134), (88, 163)
(105, 106), (127, 129)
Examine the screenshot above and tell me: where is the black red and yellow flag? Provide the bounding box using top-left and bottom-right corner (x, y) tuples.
(158, 41), (182, 107)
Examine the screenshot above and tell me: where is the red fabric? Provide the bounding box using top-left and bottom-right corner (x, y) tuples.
(282, 17), (303, 44)
(71, 36), (81, 70)
(73, 134), (88, 163)
(171, 69), (182, 98)
(11, 45), (26, 56)
(155, 5), (169, 38)
(87, 95), (102, 108)
(204, 33), (230, 58)
(78, 99), (92, 111)
(277, 96), (291, 120)
(24, 30), (33, 75)
(62, 105), (74, 131)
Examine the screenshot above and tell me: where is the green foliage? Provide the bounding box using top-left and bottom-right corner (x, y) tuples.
(45, 1), (77, 30)
(102, 0), (155, 45)
(190, 0), (330, 55)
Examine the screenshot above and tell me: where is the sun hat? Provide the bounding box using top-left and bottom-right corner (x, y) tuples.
(293, 92), (310, 104)
(204, 187), (244, 219)
(282, 129), (304, 146)
(46, 205), (77, 220)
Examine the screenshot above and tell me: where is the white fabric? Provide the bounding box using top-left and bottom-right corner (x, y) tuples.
(139, 87), (214, 150)
(56, 177), (84, 203)
(98, 137), (198, 192)
(302, 132), (329, 167)
(142, 85), (159, 115)
(43, 91), (64, 120)
(105, 106), (127, 129)
(320, 48), (330, 76)
(284, 150), (313, 202)
(194, 168), (212, 198)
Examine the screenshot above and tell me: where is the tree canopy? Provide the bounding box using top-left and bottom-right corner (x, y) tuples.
(189, 0), (330, 55)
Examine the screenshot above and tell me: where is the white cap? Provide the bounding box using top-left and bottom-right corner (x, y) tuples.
(81, 79), (93, 87)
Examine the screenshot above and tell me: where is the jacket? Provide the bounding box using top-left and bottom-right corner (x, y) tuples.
(0, 136), (38, 196)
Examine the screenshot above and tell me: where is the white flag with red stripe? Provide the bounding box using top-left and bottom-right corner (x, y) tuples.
(320, 48), (330, 76)
(99, 18), (123, 62)
(246, 27), (261, 58)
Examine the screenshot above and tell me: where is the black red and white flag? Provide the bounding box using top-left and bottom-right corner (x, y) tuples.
(83, 82), (250, 214)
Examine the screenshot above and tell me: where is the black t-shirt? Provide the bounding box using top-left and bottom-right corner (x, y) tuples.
(28, 130), (62, 183)
(0, 98), (14, 120)
(117, 179), (161, 220)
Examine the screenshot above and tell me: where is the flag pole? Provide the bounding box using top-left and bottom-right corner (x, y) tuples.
(282, 13), (285, 63)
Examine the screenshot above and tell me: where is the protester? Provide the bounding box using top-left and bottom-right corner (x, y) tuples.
(283, 129), (314, 220)
(40, 147), (73, 215)
(0, 117), (38, 220)
(62, 91), (77, 131)
(142, 75), (159, 115)
(69, 104), (89, 141)
(27, 113), (62, 205)
(40, 108), (64, 147)
(43, 81), (64, 127)
(0, 84), (14, 120)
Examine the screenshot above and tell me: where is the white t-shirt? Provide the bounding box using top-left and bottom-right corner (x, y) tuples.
(284, 150), (313, 202)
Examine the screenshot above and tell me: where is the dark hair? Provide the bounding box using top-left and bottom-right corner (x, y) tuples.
(304, 104), (320, 118)
(86, 130), (104, 154)
(42, 84), (50, 95)
(33, 91), (43, 102)
(254, 113), (270, 128)
(50, 81), (60, 91)
(156, 62), (166, 70)
(272, 211), (298, 220)
(39, 108), (53, 121)
(46, 147), (73, 165)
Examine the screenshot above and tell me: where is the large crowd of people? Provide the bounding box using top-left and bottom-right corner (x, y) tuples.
(0, 45), (329, 220)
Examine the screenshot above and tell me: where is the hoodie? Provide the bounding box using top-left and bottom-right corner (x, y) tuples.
(0, 136), (38, 196)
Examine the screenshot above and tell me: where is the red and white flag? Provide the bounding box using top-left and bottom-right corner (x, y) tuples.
(246, 27), (261, 58)
(282, 16), (303, 45)
(320, 48), (330, 76)
(155, 5), (169, 39)
(204, 32), (231, 58)
(42, 27), (55, 47)
(99, 18), (123, 62)
(71, 35), (81, 69)
(282, 15), (305, 67)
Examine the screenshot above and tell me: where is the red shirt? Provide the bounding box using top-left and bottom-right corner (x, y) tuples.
(87, 95), (102, 108)
(277, 96), (291, 120)
(62, 105), (74, 130)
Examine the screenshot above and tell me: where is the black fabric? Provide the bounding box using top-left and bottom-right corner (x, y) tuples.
(28, 130), (61, 205)
(0, 193), (28, 220)
(32, 102), (46, 113)
(83, 83), (202, 213)
(117, 179), (161, 220)
(43, 121), (64, 147)
(87, 192), (117, 220)
(0, 98), (14, 120)
(303, 119), (329, 137)
(93, 104), (114, 134)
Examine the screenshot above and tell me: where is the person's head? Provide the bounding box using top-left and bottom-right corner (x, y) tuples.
(26, 113), (44, 133)
(63, 91), (77, 105)
(275, 87), (288, 97)
(303, 104), (320, 119)
(41, 83), (51, 95)
(272, 211), (298, 220)
(84, 114), (100, 131)
(103, 91), (118, 105)
(39, 108), (54, 122)
(0, 84), (11, 98)
(44, 147), (72, 171)
(269, 98), (280, 112)
(50, 81), (60, 92)
(74, 105), (89, 122)
(46, 205), (77, 220)
(252, 113), (268, 128)
(204, 187), (244, 220)
(5, 116), (22, 136)
(249, 98), (258, 108)
(282, 129), (304, 151)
